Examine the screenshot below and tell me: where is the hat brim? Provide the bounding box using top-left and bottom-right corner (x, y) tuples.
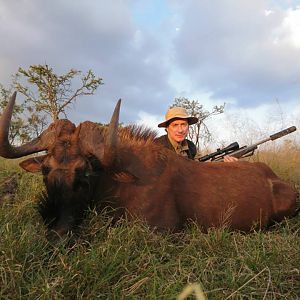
(158, 116), (198, 128)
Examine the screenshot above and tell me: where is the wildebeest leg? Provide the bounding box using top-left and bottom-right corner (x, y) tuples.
(255, 162), (298, 223)
(269, 179), (298, 222)
(119, 184), (183, 232)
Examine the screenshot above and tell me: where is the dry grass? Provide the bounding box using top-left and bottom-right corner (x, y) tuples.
(251, 143), (300, 186)
(0, 148), (299, 299)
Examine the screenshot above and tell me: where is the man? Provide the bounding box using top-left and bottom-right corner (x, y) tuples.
(155, 106), (237, 162)
(155, 107), (198, 159)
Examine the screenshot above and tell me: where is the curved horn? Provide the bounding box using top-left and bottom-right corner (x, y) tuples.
(0, 92), (52, 158)
(102, 99), (121, 166)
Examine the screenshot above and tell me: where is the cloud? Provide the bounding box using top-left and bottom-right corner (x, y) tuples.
(0, 0), (175, 125)
(171, 0), (300, 107)
(0, 0), (299, 141)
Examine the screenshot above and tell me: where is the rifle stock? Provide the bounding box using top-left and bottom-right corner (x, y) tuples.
(199, 126), (297, 162)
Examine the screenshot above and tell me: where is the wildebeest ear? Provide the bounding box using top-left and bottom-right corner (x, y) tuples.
(19, 155), (47, 173)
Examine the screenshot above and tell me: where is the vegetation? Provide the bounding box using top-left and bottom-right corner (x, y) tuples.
(14, 64), (103, 122)
(0, 65), (103, 143)
(0, 85), (33, 144)
(0, 145), (299, 299)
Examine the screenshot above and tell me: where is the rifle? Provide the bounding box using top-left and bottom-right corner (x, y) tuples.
(199, 126), (297, 162)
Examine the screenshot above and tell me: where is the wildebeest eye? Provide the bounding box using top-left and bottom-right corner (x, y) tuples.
(42, 166), (51, 175)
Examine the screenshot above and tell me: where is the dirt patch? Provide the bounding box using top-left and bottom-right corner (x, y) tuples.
(0, 173), (20, 204)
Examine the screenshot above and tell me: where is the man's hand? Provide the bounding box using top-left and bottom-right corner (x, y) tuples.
(224, 155), (238, 162)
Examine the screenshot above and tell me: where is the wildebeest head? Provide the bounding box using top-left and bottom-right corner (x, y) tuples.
(0, 92), (121, 239)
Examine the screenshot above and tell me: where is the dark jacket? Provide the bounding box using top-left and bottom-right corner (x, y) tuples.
(154, 135), (197, 160)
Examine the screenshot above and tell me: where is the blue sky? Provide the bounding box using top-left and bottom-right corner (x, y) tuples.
(131, 0), (171, 30)
(0, 0), (299, 145)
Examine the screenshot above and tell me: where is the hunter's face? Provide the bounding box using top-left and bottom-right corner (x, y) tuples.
(167, 119), (189, 143)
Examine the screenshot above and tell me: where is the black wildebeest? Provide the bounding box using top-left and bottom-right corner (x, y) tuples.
(0, 92), (298, 238)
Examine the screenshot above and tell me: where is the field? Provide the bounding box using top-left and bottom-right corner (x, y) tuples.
(0, 149), (299, 299)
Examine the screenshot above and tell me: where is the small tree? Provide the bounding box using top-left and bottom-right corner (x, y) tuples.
(13, 64), (103, 122)
(171, 97), (225, 149)
(0, 84), (29, 144)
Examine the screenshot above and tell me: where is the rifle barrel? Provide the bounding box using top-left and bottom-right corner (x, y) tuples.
(198, 125), (297, 162)
(270, 126), (296, 140)
(248, 126), (297, 148)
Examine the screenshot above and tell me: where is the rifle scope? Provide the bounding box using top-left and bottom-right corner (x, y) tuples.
(199, 142), (240, 162)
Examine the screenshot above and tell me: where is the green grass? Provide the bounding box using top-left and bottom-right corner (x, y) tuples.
(0, 156), (299, 299)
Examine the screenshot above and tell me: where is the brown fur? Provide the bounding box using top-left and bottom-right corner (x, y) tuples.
(99, 133), (298, 232)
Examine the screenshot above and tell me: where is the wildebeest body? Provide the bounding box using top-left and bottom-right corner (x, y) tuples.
(0, 93), (298, 238)
(93, 141), (297, 232)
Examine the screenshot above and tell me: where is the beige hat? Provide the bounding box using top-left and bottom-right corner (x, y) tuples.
(158, 107), (199, 128)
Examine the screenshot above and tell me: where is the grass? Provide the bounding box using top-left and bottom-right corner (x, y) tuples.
(250, 143), (300, 186)
(0, 151), (299, 299)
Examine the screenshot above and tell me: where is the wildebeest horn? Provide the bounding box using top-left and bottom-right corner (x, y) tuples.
(0, 92), (53, 158)
(102, 99), (121, 166)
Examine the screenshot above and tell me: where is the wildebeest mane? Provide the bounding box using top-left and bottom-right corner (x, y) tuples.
(117, 124), (158, 145)
(79, 122), (157, 150)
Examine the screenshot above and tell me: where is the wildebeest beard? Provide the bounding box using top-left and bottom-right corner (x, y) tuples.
(38, 178), (95, 239)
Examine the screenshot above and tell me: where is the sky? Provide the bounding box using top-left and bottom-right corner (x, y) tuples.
(0, 0), (299, 146)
